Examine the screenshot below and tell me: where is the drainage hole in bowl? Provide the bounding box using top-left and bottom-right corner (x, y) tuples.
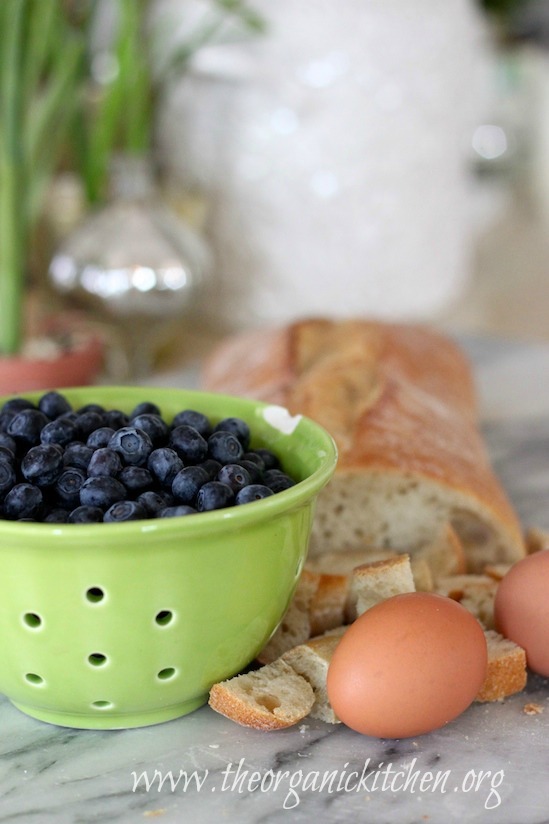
(155, 610), (174, 626)
(86, 587), (105, 604)
(25, 673), (45, 686)
(88, 653), (108, 667)
(91, 700), (113, 710)
(157, 667), (177, 681)
(23, 612), (42, 629)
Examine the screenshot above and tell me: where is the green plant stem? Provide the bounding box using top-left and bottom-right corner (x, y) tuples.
(0, 1), (26, 356)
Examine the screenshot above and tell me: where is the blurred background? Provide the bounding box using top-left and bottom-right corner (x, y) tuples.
(1, 0), (548, 387)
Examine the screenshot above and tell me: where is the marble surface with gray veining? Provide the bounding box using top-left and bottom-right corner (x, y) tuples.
(1, 336), (549, 824)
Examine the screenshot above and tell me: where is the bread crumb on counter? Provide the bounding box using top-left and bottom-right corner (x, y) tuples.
(523, 703), (544, 716)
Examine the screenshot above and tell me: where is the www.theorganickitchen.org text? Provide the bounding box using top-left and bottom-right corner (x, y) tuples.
(131, 756), (504, 810)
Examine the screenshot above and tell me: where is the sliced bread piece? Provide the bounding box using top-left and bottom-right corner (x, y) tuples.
(409, 556), (434, 592)
(525, 526), (549, 554)
(305, 547), (396, 575)
(256, 569), (320, 664)
(484, 563), (512, 582)
(208, 659), (314, 730)
(475, 630), (527, 702)
(282, 632), (344, 724)
(306, 548), (398, 620)
(351, 554), (416, 618)
(435, 573), (498, 629)
(309, 573), (349, 636)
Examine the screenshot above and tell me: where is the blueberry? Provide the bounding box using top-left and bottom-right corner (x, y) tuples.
(217, 463), (251, 494)
(87, 448), (123, 478)
(68, 505), (104, 523)
(169, 425), (208, 464)
(0, 460), (17, 500)
(0, 432), (16, 455)
(0, 445), (14, 462)
(63, 442), (93, 471)
(238, 459), (264, 485)
(171, 409), (212, 438)
(235, 484), (274, 504)
(75, 410), (105, 438)
(54, 467), (87, 507)
(43, 507), (69, 523)
(130, 413), (169, 445)
(86, 427), (116, 449)
(7, 409), (49, 447)
(104, 500), (147, 522)
(137, 490), (172, 516)
(213, 417), (251, 450)
(147, 447), (184, 489)
(0, 410), (16, 433)
(242, 451), (266, 472)
(159, 505), (197, 517)
(253, 448), (281, 471)
(171, 465), (209, 505)
(104, 409), (129, 430)
(80, 476), (126, 510)
(21, 444), (64, 486)
(207, 430), (244, 465)
(197, 458), (222, 481)
(78, 403), (105, 416)
(38, 391), (72, 419)
(3, 483), (43, 519)
(108, 427), (153, 466)
(2, 397), (36, 414)
(263, 470), (295, 493)
(118, 466), (153, 495)
(40, 416), (78, 447)
(130, 401), (161, 419)
(196, 481), (234, 512)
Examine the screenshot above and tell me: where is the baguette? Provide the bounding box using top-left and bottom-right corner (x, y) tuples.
(202, 318), (525, 571)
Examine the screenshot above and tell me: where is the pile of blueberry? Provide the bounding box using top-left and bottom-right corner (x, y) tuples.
(0, 392), (296, 523)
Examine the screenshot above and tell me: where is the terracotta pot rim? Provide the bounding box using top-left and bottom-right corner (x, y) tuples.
(0, 333), (103, 366)
(0, 331), (104, 395)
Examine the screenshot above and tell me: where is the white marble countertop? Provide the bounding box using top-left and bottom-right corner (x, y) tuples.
(1, 335), (549, 824)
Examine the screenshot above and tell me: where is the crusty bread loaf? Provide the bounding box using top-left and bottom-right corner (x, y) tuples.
(202, 318), (525, 571)
(208, 659), (314, 730)
(415, 523), (467, 581)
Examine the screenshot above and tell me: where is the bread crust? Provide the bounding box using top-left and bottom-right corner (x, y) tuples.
(202, 318), (525, 568)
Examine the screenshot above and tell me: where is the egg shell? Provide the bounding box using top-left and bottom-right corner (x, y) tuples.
(494, 549), (549, 677)
(326, 592), (487, 739)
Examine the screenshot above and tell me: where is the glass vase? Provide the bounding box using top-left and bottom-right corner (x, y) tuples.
(48, 154), (210, 380)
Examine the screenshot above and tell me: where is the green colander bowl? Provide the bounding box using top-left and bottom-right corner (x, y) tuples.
(0, 386), (337, 729)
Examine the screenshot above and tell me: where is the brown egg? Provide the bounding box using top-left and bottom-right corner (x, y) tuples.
(494, 549), (549, 676)
(326, 592), (487, 739)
